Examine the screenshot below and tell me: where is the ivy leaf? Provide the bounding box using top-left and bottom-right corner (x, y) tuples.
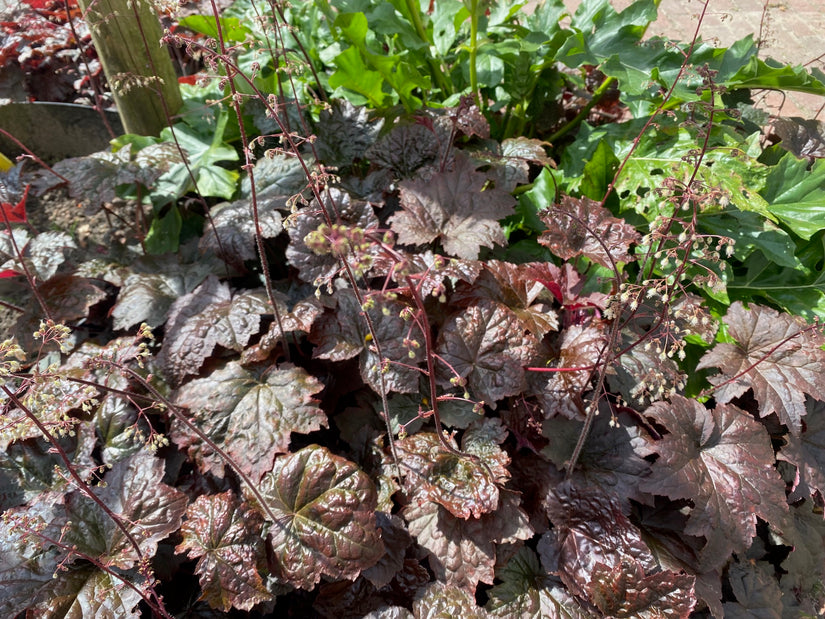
(176, 491), (273, 612)
(638, 396), (788, 557)
(486, 546), (590, 618)
(246, 445), (383, 589)
(697, 301), (825, 435)
(390, 153), (515, 259)
(436, 299), (540, 403)
(310, 288), (423, 394)
(159, 277), (272, 386)
(397, 419), (510, 519)
(778, 399), (825, 500)
(403, 492), (532, 592)
(61, 450), (188, 569)
(413, 582), (488, 618)
(172, 361), (326, 481)
(199, 195), (286, 267)
(538, 195), (640, 267)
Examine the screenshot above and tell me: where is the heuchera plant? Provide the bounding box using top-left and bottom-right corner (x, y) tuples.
(3, 0), (825, 617)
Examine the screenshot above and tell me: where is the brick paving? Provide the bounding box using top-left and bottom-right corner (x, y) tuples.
(563, 0), (825, 119)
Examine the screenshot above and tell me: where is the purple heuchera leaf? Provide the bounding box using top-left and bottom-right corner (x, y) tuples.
(286, 187), (379, 287)
(404, 493), (532, 593)
(159, 277), (272, 386)
(453, 260), (559, 338)
(697, 301), (825, 435)
(172, 361), (327, 481)
(390, 153), (515, 259)
(538, 195), (640, 267)
(778, 399), (825, 500)
(310, 288), (424, 394)
(397, 419), (510, 520)
(412, 582), (488, 618)
(61, 450), (188, 570)
(638, 396), (788, 558)
(545, 480), (695, 615)
(245, 444), (383, 589)
(176, 490), (273, 611)
(436, 298), (540, 403)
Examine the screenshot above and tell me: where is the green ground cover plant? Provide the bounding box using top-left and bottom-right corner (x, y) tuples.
(2, 0), (825, 616)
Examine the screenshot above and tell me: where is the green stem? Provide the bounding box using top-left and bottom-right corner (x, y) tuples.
(403, 0), (453, 97)
(547, 75), (617, 144)
(468, 0), (480, 108)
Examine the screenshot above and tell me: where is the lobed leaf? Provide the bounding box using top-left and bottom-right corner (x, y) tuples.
(310, 288), (423, 394)
(777, 398), (825, 501)
(246, 445), (383, 589)
(403, 492), (532, 592)
(639, 396), (788, 558)
(159, 277), (272, 386)
(390, 153), (515, 259)
(538, 195), (639, 267)
(172, 361), (327, 481)
(436, 298), (540, 404)
(60, 450), (188, 570)
(176, 490), (273, 611)
(412, 582), (488, 618)
(397, 419), (510, 520)
(546, 480), (695, 614)
(486, 546), (590, 618)
(199, 195), (286, 267)
(697, 301), (825, 435)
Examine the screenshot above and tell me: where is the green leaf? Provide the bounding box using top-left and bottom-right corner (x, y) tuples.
(330, 46), (393, 108)
(144, 204), (182, 254)
(697, 210), (799, 269)
(486, 546), (588, 618)
(246, 445), (383, 589)
(761, 154), (825, 240)
(178, 15), (253, 42)
(580, 139), (619, 201)
(728, 57), (825, 96)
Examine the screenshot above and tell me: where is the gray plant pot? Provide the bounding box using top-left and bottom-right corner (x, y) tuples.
(0, 101), (123, 164)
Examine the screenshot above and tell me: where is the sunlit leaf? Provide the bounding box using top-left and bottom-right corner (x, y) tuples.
(246, 445), (383, 589)
(176, 491), (273, 611)
(697, 301), (825, 435)
(639, 396), (788, 557)
(390, 153), (515, 259)
(538, 195), (639, 267)
(172, 361), (326, 481)
(436, 299), (540, 403)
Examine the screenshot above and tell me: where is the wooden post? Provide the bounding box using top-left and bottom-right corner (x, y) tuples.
(77, 0), (182, 136)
